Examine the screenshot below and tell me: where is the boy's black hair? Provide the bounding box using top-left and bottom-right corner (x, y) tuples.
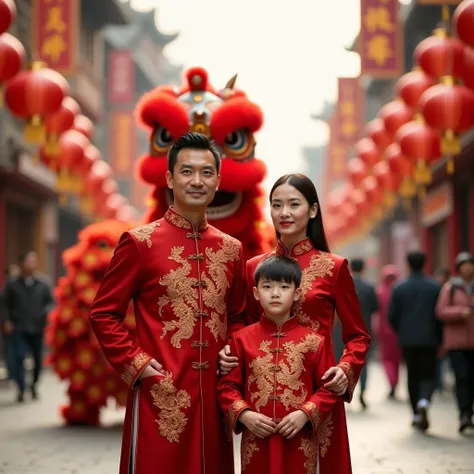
(254, 255), (302, 288)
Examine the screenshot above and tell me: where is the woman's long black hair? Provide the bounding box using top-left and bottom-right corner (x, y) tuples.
(269, 174), (331, 253)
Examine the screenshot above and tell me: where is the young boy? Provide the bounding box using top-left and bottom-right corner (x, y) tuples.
(218, 255), (339, 474)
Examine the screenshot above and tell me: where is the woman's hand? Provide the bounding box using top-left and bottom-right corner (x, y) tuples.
(322, 366), (348, 395)
(275, 410), (310, 439)
(239, 410), (276, 439)
(140, 359), (165, 379)
(218, 345), (239, 375)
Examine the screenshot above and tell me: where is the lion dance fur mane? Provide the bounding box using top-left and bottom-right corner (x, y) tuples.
(48, 67), (274, 424)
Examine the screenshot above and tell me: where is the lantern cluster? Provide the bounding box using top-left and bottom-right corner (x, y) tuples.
(326, 0), (474, 247)
(46, 220), (137, 424)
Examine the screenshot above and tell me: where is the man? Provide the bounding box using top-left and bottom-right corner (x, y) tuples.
(1, 264), (21, 382)
(436, 252), (474, 433)
(349, 258), (378, 409)
(4, 253), (54, 402)
(90, 132), (246, 474)
(389, 250), (441, 432)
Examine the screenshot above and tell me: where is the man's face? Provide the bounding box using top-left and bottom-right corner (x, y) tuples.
(22, 253), (37, 274)
(166, 148), (220, 211)
(459, 261), (474, 280)
(253, 279), (301, 319)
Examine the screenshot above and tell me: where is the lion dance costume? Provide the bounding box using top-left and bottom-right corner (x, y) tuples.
(47, 67), (274, 424)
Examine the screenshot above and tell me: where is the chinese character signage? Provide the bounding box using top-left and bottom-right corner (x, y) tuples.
(108, 50), (135, 106)
(32, 0), (79, 73)
(327, 116), (349, 182)
(359, 0), (403, 77)
(110, 112), (136, 176)
(336, 78), (364, 146)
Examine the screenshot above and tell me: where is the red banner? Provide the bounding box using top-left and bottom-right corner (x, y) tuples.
(108, 50), (135, 105)
(336, 78), (364, 146)
(360, 0), (403, 77)
(32, 0), (79, 73)
(110, 112), (136, 176)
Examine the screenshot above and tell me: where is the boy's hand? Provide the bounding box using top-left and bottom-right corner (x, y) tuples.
(238, 410), (276, 438)
(276, 410), (310, 439)
(219, 345), (239, 375)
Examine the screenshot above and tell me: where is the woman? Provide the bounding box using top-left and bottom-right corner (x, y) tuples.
(221, 174), (370, 473)
(375, 265), (401, 399)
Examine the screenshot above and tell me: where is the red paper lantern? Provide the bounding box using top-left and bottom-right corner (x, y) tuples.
(4, 61), (69, 143)
(72, 114), (94, 140)
(365, 118), (391, 151)
(78, 145), (100, 177)
(351, 188), (371, 217)
(0, 33), (24, 102)
(101, 193), (126, 219)
(373, 160), (399, 208)
(420, 80), (474, 171)
(44, 97), (81, 155)
(414, 30), (464, 79)
(362, 175), (383, 206)
(379, 100), (413, 140)
(461, 46), (474, 89)
(346, 157), (367, 188)
(454, 0), (474, 48)
(396, 69), (435, 109)
(0, 0), (16, 35)
(385, 143), (414, 179)
(84, 160), (113, 196)
(395, 120), (441, 185)
(355, 137), (381, 169)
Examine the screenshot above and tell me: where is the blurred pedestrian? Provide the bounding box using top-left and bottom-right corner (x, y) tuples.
(349, 258), (379, 409)
(3, 252), (54, 402)
(389, 251), (442, 432)
(1, 264), (21, 381)
(376, 264), (401, 399)
(436, 251), (474, 434)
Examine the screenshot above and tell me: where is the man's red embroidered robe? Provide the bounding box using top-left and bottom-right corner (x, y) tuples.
(218, 315), (340, 474)
(89, 207), (247, 474)
(245, 238), (371, 474)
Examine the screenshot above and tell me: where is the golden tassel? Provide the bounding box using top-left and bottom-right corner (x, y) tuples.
(442, 129), (461, 156)
(447, 156), (455, 174)
(24, 115), (46, 144)
(44, 134), (61, 156)
(418, 186), (426, 201)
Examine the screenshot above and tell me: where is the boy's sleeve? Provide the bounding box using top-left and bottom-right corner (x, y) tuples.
(300, 335), (340, 432)
(217, 334), (250, 434)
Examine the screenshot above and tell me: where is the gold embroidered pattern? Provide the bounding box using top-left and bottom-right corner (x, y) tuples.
(277, 333), (321, 409)
(121, 352), (150, 385)
(164, 208), (208, 231)
(337, 361), (357, 396)
(298, 436), (318, 474)
(293, 239), (313, 256)
(129, 221), (160, 248)
(294, 252), (335, 330)
(317, 413), (334, 457)
(202, 235), (240, 342)
(248, 334), (321, 411)
(241, 430), (259, 472)
(150, 371), (191, 443)
(229, 399), (248, 427)
(158, 247), (199, 348)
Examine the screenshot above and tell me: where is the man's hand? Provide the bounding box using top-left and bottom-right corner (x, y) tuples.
(218, 345), (238, 375)
(140, 359), (165, 379)
(238, 410), (276, 439)
(3, 321), (14, 335)
(322, 366), (348, 395)
(276, 410), (310, 439)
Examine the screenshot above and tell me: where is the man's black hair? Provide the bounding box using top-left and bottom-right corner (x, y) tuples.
(350, 258), (365, 273)
(167, 132), (221, 174)
(254, 255), (302, 288)
(19, 251), (35, 264)
(407, 250), (426, 272)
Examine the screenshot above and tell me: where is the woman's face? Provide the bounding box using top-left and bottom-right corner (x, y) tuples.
(270, 183), (317, 241)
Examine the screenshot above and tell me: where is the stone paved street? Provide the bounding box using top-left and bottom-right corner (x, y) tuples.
(0, 363), (472, 474)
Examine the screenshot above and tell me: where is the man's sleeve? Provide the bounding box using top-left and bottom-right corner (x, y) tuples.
(226, 243), (247, 339)
(89, 232), (152, 388)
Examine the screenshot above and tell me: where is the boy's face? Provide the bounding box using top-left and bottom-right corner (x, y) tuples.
(253, 279), (301, 319)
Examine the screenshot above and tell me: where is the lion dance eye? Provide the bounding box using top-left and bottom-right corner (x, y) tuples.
(223, 129), (255, 160)
(151, 126), (174, 154)
(96, 240), (110, 249)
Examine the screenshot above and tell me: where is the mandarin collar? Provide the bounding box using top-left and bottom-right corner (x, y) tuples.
(259, 313), (299, 332)
(275, 237), (313, 257)
(164, 206), (209, 232)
